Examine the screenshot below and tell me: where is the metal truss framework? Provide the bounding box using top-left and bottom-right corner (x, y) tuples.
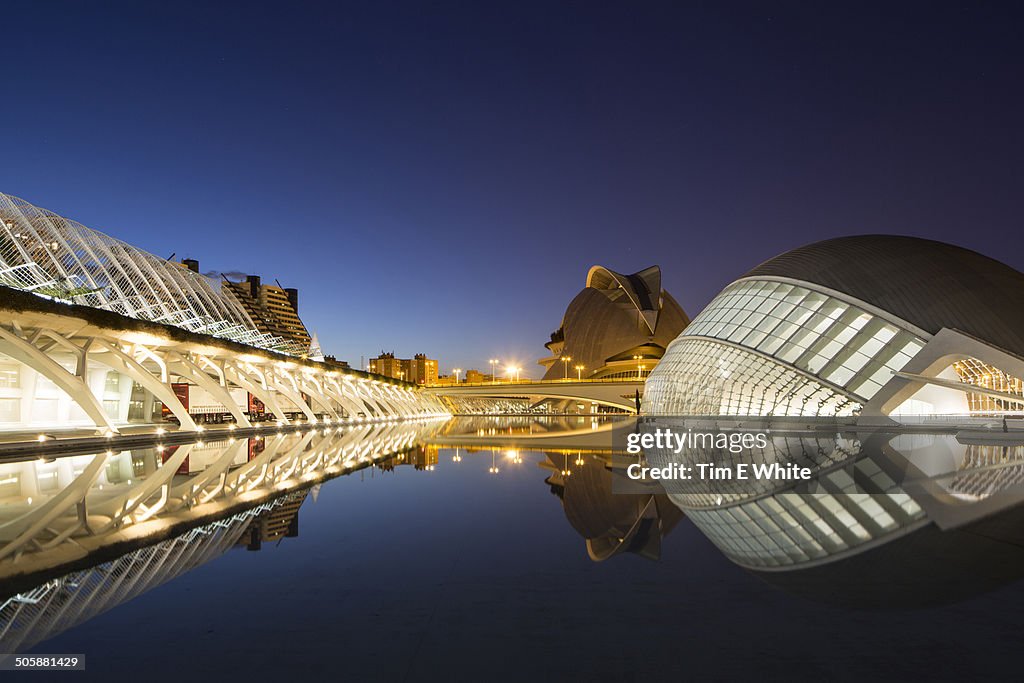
(0, 421), (437, 572)
(0, 192), (306, 355)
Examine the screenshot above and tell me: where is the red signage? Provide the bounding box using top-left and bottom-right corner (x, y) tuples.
(248, 437), (266, 462)
(161, 445), (189, 475)
(248, 392), (265, 415)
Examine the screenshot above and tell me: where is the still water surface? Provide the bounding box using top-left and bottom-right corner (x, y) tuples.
(3, 417), (1024, 681)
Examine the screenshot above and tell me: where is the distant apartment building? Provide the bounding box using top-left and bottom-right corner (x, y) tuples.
(406, 353), (439, 385)
(369, 352), (405, 379)
(220, 273), (312, 352)
(368, 352), (439, 385)
(177, 259), (322, 359)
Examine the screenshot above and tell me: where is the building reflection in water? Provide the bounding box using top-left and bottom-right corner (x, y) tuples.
(374, 444), (440, 471)
(541, 451), (683, 561)
(0, 497), (282, 656)
(241, 489), (309, 551)
(0, 420), (446, 657)
(636, 418), (1024, 607)
(10, 416), (1024, 654)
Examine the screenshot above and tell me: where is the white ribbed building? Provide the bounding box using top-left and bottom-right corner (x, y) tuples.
(645, 236), (1024, 421)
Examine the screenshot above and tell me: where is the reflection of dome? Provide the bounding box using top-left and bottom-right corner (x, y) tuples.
(540, 265), (688, 381)
(543, 453), (683, 561)
(645, 236), (1024, 420)
(758, 503), (1024, 608)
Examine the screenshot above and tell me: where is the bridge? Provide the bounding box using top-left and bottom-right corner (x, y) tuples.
(424, 378), (645, 412)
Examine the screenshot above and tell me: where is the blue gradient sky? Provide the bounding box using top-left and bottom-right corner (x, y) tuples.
(3, 1), (1022, 375)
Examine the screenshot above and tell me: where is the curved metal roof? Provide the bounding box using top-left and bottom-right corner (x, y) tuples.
(542, 287), (688, 381)
(743, 235), (1024, 355)
(586, 265), (662, 334)
(0, 191), (304, 355)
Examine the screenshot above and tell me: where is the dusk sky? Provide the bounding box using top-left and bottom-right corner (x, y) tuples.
(3, 1), (1022, 376)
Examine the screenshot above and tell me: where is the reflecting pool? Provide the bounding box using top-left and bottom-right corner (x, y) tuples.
(3, 417), (1024, 680)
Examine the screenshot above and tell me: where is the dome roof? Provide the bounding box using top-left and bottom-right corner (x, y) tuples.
(541, 264), (689, 381)
(743, 235), (1024, 356)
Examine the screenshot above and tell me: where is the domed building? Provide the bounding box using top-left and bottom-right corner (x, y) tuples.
(644, 235), (1024, 420)
(539, 265), (689, 381)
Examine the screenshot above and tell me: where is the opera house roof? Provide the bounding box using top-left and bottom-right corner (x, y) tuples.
(541, 265), (688, 380)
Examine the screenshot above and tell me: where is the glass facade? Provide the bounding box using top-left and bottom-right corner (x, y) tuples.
(643, 338), (860, 416)
(953, 357), (1024, 414)
(645, 279), (927, 416)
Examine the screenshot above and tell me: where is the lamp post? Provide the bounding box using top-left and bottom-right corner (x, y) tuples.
(575, 364), (584, 381)
(507, 366), (521, 382)
(560, 355), (572, 380)
(453, 368), (462, 384)
(489, 358), (499, 383)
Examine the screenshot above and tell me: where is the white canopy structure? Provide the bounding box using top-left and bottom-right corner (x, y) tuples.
(0, 192), (305, 356)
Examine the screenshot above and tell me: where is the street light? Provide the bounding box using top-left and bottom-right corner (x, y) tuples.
(633, 355), (643, 381)
(560, 355), (572, 380)
(489, 359), (500, 383)
(453, 368), (462, 383)
(506, 366), (521, 382)
(575, 364), (584, 381)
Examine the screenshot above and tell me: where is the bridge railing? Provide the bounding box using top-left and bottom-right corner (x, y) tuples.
(426, 377), (646, 388)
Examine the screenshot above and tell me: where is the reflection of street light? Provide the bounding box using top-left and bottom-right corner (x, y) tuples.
(633, 355), (643, 380)
(489, 359), (500, 383)
(452, 447), (462, 463)
(639, 364), (646, 379)
(489, 450), (500, 474)
(560, 355), (572, 380)
(453, 368), (462, 383)
(574, 364), (584, 381)
(506, 449), (522, 464)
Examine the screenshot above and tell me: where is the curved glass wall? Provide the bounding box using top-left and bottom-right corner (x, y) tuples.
(645, 279), (927, 416)
(0, 192), (304, 356)
(643, 338), (861, 416)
